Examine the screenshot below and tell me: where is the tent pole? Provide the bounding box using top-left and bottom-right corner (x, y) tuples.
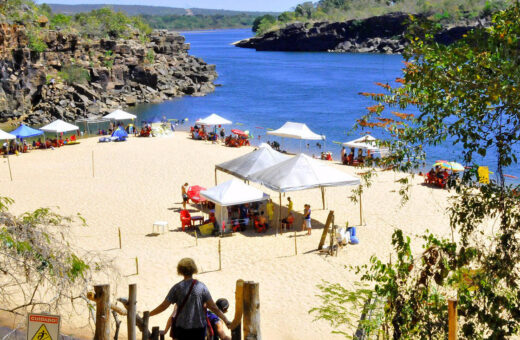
(359, 189), (363, 226)
(278, 192), (281, 237)
(321, 187), (325, 210)
(215, 168), (217, 185)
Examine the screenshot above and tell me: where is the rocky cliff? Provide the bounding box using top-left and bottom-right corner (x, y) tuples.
(235, 12), (487, 54)
(0, 25), (217, 125)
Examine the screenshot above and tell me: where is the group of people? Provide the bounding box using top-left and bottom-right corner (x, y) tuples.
(224, 134), (250, 148)
(1, 135), (79, 155)
(341, 147), (373, 166)
(150, 258), (232, 340)
(425, 165), (457, 188)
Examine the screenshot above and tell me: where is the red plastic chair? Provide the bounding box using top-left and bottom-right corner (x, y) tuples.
(254, 220), (266, 233)
(180, 210), (193, 231)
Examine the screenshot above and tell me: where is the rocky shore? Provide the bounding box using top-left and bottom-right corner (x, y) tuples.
(0, 25), (217, 125)
(235, 12), (487, 54)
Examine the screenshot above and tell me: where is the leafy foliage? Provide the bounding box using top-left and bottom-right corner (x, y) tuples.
(58, 64), (90, 84)
(312, 2), (520, 339)
(0, 197), (112, 316)
(143, 13), (259, 31)
(255, 0), (508, 35)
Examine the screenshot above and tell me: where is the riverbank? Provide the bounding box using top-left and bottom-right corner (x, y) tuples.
(0, 131), (454, 339)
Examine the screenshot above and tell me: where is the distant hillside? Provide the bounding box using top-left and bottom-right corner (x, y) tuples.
(45, 4), (277, 17)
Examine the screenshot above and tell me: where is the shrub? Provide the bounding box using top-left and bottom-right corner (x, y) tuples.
(146, 48), (155, 64)
(27, 30), (47, 53)
(58, 64), (90, 85)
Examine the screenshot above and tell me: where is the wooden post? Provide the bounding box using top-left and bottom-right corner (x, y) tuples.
(277, 192), (282, 236)
(321, 187), (325, 210)
(359, 189), (363, 226)
(118, 228), (122, 249)
(214, 168), (218, 185)
(230, 280), (244, 340)
(135, 257), (139, 275)
(127, 284), (137, 340)
(142, 311), (150, 340)
(94, 284), (110, 340)
(318, 211), (334, 250)
(448, 299), (458, 340)
(218, 239), (222, 271)
(194, 231), (198, 246)
(151, 326), (160, 340)
(243, 281), (261, 340)
(6, 156), (12, 181)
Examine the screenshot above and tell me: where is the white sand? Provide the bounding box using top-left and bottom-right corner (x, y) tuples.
(0, 131), (453, 339)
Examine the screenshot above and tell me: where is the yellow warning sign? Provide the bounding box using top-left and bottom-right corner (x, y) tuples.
(31, 324), (52, 340)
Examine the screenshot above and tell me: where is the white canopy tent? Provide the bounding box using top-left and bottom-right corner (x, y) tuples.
(248, 153), (360, 231)
(267, 122), (324, 140)
(40, 119), (80, 134)
(200, 179), (270, 231)
(104, 109), (137, 121)
(196, 113), (232, 126)
(343, 135), (389, 156)
(0, 129), (16, 140)
(267, 121), (325, 152)
(214, 144), (290, 184)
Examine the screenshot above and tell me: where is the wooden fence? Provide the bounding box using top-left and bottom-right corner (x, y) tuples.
(89, 280), (260, 340)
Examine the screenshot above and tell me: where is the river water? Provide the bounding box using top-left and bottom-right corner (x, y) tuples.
(131, 28), (519, 181)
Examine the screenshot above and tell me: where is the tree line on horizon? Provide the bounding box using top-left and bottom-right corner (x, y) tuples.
(253, 0), (508, 35)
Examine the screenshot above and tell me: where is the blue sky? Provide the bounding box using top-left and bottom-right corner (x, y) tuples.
(36, 0), (303, 12)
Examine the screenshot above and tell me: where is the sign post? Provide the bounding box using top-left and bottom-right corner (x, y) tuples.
(27, 313), (60, 340)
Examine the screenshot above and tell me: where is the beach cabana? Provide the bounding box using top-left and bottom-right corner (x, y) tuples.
(214, 144), (290, 184)
(267, 121), (325, 152)
(40, 119), (80, 134)
(343, 135), (389, 156)
(248, 153), (360, 230)
(196, 113), (232, 126)
(200, 179), (270, 231)
(40, 120), (79, 147)
(267, 122), (324, 140)
(10, 124), (44, 140)
(104, 109), (137, 121)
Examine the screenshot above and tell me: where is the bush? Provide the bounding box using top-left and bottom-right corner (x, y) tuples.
(49, 13), (71, 29)
(146, 48), (155, 64)
(27, 31), (47, 53)
(252, 14), (276, 33)
(58, 64), (90, 85)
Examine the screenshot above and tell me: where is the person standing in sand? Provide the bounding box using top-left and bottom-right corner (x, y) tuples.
(182, 183), (189, 210)
(150, 258), (231, 340)
(287, 197), (293, 214)
(266, 199), (274, 223)
(302, 204), (312, 234)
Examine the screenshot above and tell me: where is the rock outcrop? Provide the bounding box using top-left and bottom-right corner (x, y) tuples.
(235, 12), (487, 54)
(0, 27), (217, 125)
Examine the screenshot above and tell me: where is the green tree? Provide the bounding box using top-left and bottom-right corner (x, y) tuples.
(295, 1), (316, 19)
(312, 2), (520, 339)
(0, 197), (112, 316)
(252, 14), (276, 33)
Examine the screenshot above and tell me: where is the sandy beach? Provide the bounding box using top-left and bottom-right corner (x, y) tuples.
(0, 131), (453, 339)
